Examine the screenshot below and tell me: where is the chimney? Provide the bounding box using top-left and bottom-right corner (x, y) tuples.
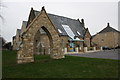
(42, 6), (45, 11)
(77, 18), (80, 21)
(31, 7), (33, 10)
(107, 23), (110, 27)
(81, 19), (85, 27)
(81, 19), (84, 24)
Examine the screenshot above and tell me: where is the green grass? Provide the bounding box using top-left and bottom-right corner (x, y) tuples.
(2, 50), (119, 78)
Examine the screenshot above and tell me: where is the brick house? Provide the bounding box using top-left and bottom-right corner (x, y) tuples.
(12, 7), (91, 55)
(91, 23), (120, 48)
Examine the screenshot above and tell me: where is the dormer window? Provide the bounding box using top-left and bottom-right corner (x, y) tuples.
(77, 31), (81, 35)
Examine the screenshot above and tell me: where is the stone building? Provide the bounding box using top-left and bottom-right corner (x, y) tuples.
(12, 7), (91, 63)
(91, 23), (120, 48)
(12, 29), (21, 50)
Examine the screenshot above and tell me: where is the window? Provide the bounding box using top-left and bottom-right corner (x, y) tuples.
(101, 39), (104, 42)
(58, 29), (62, 33)
(62, 24), (75, 39)
(77, 31), (81, 35)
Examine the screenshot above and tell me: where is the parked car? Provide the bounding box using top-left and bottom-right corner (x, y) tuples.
(102, 46), (111, 50)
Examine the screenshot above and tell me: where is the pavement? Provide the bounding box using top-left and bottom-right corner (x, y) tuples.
(66, 49), (120, 60)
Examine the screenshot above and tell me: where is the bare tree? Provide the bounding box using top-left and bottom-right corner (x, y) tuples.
(0, 2), (2, 19)
(0, 1), (5, 21)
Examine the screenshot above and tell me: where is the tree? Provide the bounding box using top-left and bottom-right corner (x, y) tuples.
(0, 36), (6, 49)
(0, 2), (4, 21)
(3, 42), (12, 50)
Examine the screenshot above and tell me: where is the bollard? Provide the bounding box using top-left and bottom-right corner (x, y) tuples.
(84, 47), (87, 52)
(64, 48), (67, 54)
(93, 47), (96, 51)
(48, 48), (50, 54)
(76, 47), (79, 53)
(79, 47), (82, 50)
(101, 47), (103, 51)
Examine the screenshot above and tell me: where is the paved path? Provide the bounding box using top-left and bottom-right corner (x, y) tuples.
(66, 49), (120, 60)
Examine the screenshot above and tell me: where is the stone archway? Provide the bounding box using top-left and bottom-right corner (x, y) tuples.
(17, 7), (64, 64)
(33, 26), (52, 55)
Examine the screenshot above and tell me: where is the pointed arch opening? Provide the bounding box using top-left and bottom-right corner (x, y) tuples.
(17, 7), (64, 64)
(33, 26), (53, 58)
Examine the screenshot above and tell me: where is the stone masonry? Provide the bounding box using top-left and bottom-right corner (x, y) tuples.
(17, 7), (64, 64)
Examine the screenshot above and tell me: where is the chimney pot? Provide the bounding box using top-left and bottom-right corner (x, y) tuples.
(81, 19), (84, 23)
(31, 7), (33, 10)
(107, 23), (110, 27)
(42, 6), (45, 10)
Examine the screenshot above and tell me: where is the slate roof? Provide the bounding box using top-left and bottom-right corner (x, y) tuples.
(92, 23), (120, 38)
(98, 23), (120, 34)
(33, 10), (86, 38)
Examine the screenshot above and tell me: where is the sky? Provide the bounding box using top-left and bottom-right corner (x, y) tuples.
(0, 0), (119, 42)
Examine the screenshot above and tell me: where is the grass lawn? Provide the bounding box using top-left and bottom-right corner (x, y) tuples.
(2, 50), (119, 78)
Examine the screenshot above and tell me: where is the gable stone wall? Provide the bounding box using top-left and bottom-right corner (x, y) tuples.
(84, 30), (91, 47)
(17, 8), (64, 64)
(92, 32), (120, 48)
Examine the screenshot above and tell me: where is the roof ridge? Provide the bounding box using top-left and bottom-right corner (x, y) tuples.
(48, 13), (78, 21)
(98, 26), (120, 34)
(17, 29), (21, 30)
(33, 9), (39, 12)
(23, 21), (27, 22)
(33, 9), (78, 21)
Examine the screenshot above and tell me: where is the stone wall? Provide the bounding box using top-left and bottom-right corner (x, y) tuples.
(84, 30), (91, 47)
(34, 32), (50, 55)
(92, 32), (120, 48)
(12, 38), (17, 50)
(60, 36), (68, 48)
(13, 30), (22, 50)
(21, 24), (26, 33)
(17, 7), (64, 64)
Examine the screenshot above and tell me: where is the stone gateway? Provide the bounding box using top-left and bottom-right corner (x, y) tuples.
(17, 7), (64, 64)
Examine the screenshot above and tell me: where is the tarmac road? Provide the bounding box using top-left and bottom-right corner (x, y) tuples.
(66, 49), (120, 60)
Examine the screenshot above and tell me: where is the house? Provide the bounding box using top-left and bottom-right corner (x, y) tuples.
(12, 21), (27, 50)
(12, 7), (92, 64)
(12, 29), (21, 50)
(91, 23), (120, 48)
(13, 7), (91, 53)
